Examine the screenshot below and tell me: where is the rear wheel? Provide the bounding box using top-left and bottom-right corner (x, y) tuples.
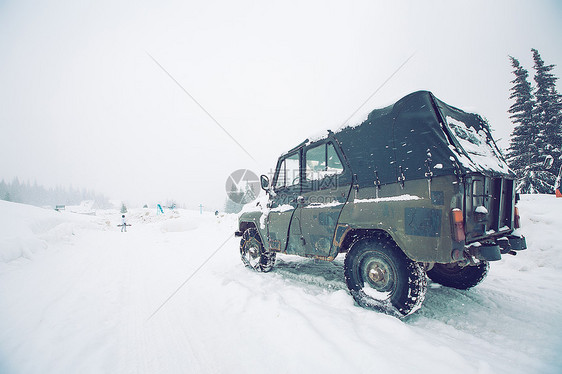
(240, 228), (276, 272)
(344, 236), (427, 316)
(427, 261), (489, 290)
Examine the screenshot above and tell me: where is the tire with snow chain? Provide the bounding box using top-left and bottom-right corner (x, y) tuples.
(344, 236), (427, 317)
(427, 261), (489, 290)
(240, 228), (276, 272)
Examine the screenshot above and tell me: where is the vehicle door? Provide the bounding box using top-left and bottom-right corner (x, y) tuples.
(288, 141), (351, 258)
(267, 151), (302, 253)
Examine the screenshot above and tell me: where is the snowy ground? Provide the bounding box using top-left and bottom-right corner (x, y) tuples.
(0, 195), (561, 374)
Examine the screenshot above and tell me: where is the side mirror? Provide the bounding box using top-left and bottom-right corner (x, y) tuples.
(260, 175), (270, 190)
(544, 155), (554, 170)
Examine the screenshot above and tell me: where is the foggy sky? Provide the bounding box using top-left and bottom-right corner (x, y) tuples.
(1, 0), (561, 210)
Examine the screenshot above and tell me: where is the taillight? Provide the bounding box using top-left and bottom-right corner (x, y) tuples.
(514, 206), (521, 229)
(451, 208), (465, 242)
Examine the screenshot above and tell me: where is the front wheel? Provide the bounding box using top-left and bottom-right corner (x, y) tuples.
(344, 236), (427, 316)
(427, 261), (489, 290)
(240, 228), (276, 272)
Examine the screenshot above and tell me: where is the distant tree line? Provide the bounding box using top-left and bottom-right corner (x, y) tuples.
(0, 178), (111, 209)
(507, 49), (562, 193)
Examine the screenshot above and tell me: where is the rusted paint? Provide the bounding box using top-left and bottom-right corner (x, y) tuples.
(269, 239), (281, 252)
(332, 224), (351, 249)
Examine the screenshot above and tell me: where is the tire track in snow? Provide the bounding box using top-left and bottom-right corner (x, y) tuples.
(128, 226), (234, 373)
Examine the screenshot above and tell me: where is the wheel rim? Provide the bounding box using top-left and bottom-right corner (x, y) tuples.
(242, 236), (262, 269)
(247, 245), (260, 268)
(360, 253), (396, 297)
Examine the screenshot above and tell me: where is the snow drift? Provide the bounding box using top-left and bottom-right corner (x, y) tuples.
(0, 200), (98, 262)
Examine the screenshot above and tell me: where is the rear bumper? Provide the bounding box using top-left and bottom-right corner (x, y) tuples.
(465, 234), (526, 262)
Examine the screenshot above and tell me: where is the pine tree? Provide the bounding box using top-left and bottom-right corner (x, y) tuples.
(0, 180), (7, 201)
(531, 48), (562, 193)
(507, 56), (538, 193)
(120, 203), (128, 214)
(507, 51), (562, 194)
(224, 195), (244, 214)
(10, 177), (21, 203)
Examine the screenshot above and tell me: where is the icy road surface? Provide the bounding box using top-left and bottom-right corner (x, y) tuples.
(0, 196), (561, 373)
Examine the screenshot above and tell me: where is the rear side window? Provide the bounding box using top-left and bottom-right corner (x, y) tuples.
(305, 143), (343, 181)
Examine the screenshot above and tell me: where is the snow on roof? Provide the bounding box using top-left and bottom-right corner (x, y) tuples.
(445, 116), (511, 175)
(277, 91), (513, 179)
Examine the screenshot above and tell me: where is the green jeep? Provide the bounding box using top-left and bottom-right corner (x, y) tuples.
(235, 91), (526, 316)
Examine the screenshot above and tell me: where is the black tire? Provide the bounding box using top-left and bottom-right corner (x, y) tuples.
(344, 236), (427, 316)
(427, 261), (489, 290)
(240, 228), (276, 272)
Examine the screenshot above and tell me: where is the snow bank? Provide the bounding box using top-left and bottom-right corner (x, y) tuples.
(158, 213), (201, 232)
(514, 194), (562, 270)
(94, 207), (215, 233)
(0, 200), (96, 263)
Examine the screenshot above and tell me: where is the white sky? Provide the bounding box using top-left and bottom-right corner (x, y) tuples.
(1, 0), (561, 210)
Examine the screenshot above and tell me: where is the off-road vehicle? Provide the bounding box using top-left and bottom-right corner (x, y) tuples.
(235, 91), (526, 316)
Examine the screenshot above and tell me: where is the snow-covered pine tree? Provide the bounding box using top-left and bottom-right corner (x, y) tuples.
(507, 56), (539, 193)
(532, 49), (562, 193)
(224, 182), (244, 213)
(224, 197), (243, 214)
(0, 180), (7, 201)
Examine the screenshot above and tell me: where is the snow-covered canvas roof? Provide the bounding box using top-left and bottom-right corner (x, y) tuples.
(300, 91), (513, 187)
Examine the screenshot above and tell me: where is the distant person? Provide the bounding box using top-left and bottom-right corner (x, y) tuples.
(121, 214), (127, 232)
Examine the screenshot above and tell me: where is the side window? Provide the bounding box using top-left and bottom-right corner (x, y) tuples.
(274, 152), (301, 189)
(306, 142), (344, 181)
(327, 143), (343, 172)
